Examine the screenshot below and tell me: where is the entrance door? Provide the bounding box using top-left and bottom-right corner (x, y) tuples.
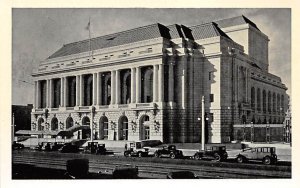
(139, 115), (150, 140)
(82, 116), (90, 139)
(118, 116), (128, 140)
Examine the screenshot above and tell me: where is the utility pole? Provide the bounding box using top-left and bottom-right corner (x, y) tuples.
(201, 96), (205, 150)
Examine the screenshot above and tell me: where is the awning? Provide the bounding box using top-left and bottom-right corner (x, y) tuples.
(57, 125), (90, 137)
(15, 130), (59, 136)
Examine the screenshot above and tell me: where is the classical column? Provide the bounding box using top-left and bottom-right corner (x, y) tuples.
(168, 62), (174, 102)
(93, 73), (97, 105)
(116, 70), (120, 104)
(158, 64), (164, 102)
(49, 79), (53, 108)
(76, 75), (80, 106)
(111, 71), (116, 104)
(79, 75), (83, 106)
(130, 68), (136, 103)
(64, 77), (68, 107)
(46, 80), (49, 108)
(153, 65), (158, 102)
(35, 81), (39, 108)
(97, 72), (102, 105)
(182, 56), (187, 109)
(60, 77), (64, 107)
(136, 67), (141, 103)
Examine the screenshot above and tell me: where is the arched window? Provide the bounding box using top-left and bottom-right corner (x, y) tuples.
(53, 79), (61, 108)
(118, 116), (128, 140)
(68, 76), (76, 107)
(102, 73), (111, 105)
(281, 95), (284, 114)
(40, 80), (47, 108)
(263, 90), (266, 113)
(51, 117), (58, 131)
(251, 87), (255, 110)
(268, 91), (271, 113)
(66, 117), (74, 129)
(140, 115), (150, 140)
(257, 88), (261, 112)
(141, 67), (153, 103)
(121, 70), (131, 104)
(99, 116), (109, 140)
(84, 74), (93, 106)
(277, 94), (281, 113)
(81, 116), (91, 139)
(273, 92), (276, 112)
(37, 118), (44, 131)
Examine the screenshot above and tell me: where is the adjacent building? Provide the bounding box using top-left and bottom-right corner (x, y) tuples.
(30, 15), (288, 143)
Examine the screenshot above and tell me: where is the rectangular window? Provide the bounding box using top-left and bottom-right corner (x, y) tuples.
(209, 71), (213, 80)
(209, 94), (214, 103)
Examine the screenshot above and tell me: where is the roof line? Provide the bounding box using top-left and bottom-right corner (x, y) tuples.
(63, 22), (164, 47)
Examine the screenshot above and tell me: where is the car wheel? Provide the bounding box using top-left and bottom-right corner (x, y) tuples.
(154, 152), (160, 158)
(170, 153), (176, 159)
(214, 154), (221, 162)
(263, 156), (271, 165)
(124, 152), (129, 157)
(237, 156), (244, 163)
(138, 152), (142, 158)
(194, 153), (201, 160)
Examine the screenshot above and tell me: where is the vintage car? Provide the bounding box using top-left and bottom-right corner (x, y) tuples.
(194, 146), (228, 162)
(84, 142), (107, 155)
(124, 141), (150, 157)
(59, 143), (80, 153)
(12, 141), (25, 150)
(236, 147), (277, 165)
(154, 145), (183, 159)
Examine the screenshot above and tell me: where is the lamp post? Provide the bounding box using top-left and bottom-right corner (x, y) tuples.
(12, 113), (15, 143)
(201, 96), (205, 150)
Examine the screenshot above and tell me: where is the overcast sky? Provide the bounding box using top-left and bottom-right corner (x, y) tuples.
(12, 8), (291, 105)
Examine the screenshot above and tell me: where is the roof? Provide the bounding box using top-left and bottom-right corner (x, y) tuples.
(48, 23), (170, 59)
(190, 22), (231, 40)
(46, 15), (259, 60)
(215, 15), (260, 31)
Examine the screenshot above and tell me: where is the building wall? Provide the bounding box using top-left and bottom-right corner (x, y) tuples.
(31, 23), (288, 144)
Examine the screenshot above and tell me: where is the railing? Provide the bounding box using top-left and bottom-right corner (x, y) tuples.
(99, 105), (109, 109)
(118, 104), (129, 108)
(66, 107), (74, 110)
(79, 106), (90, 110)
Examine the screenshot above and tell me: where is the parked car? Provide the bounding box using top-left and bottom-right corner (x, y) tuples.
(154, 145), (183, 159)
(84, 142), (107, 155)
(236, 147), (277, 165)
(124, 141), (149, 157)
(60, 143), (80, 153)
(12, 141), (24, 150)
(194, 146), (228, 161)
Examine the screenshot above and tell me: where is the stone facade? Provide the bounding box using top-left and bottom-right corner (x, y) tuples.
(31, 16), (288, 143)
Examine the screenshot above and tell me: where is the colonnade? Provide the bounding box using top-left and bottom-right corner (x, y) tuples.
(34, 63), (174, 109)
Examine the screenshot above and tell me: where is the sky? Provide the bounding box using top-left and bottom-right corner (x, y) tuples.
(12, 8), (291, 105)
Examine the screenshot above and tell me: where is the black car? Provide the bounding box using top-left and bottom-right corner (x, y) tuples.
(60, 143), (80, 153)
(84, 142), (107, 155)
(12, 141), (24, 150)
(154, 145), (183, 159)
(194, 146), (228, 161)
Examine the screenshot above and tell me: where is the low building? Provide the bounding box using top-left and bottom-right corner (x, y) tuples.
(30, 15), (288, 143)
